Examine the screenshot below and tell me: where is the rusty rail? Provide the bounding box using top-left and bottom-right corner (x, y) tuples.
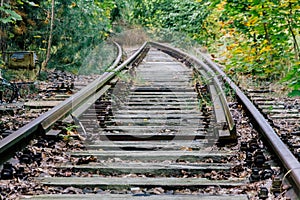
(1, 41), (297, 198)
(0, 42), (149, 162)
(200, 53), (300, 193)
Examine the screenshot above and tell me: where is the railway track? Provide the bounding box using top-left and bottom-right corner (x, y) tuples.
(0, 71), (76, 139)
(245, 89), (300, 161)
(0, 42), (299, 199)
(0, 42), (122, 141)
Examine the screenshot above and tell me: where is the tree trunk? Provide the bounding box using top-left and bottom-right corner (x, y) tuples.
(288, 3), (299, 60)
(42, 0), (55, 70)
(0, 0), (5, 55)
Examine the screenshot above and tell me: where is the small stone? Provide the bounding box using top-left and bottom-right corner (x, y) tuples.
(130, 187), (141, 194)
(155, 187), (165, 193)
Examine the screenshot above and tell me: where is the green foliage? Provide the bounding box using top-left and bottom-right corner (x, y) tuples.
(222, 0), (299, 81)
(126, 0), (300, 92)
(0, 4), (22, 24)
(3, 0), (120, 72)
(37, 71), (48, 81)
(281, 63), (300, 91)
(47, 0), (115, 69)
(2, 0), (299, 94)
(64, 124), (79, 132)
(131, 0), (214, 45)
(288, 90), (300, 97)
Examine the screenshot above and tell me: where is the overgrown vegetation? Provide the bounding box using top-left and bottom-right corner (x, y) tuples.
(0, 0), (299, 95)
(127, 0), (300, 95)
(0, 0), (122, 71)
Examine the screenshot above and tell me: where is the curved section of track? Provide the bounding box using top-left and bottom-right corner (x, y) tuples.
(200, 52), (300, 194)
(0, 42), (124, 161)
(0, 42), (299, 200)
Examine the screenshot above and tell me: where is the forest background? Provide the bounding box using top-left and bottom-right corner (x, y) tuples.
(0, 0), (299, 95)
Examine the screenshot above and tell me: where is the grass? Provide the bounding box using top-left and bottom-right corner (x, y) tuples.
(112, 27), (149, 48)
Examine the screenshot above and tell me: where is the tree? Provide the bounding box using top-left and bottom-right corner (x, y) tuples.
(126, 0), (300, 92)
(42, 0), (54, 70)
(0, 1), (22, 54)
(2, 0), (120, 71)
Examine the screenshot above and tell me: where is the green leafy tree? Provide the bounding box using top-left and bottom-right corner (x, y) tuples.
(45, 0), (115, 69)
(129, 0), (215, 44)
(0, 0), (22, 54)
(222, 0), (297, 78)
(220, 0), (299, 92)
(0, 3), (22, 24)
(3, 0), (120, 71)
(126, 0), (299, 93)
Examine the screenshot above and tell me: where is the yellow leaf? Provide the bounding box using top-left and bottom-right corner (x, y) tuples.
(245, 17), (258, 27)
(260, 45), (272, 53)
(180, 146), (193, 151)
(233, 48), (244, 54)
(226, 43), (238, 50)
(70, 2), (76, 8)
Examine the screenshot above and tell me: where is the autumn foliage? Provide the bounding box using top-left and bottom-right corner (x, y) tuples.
(129, 0), (300, 92)
(1, 0), (299, 92)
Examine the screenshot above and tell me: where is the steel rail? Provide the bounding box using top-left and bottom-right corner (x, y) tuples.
(41, 42), (124, 131)
(0, 42), (148, 161)
(149, 42), (235, 141)
(107, 41), (124, 71)
(199, 53), (300, 193)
